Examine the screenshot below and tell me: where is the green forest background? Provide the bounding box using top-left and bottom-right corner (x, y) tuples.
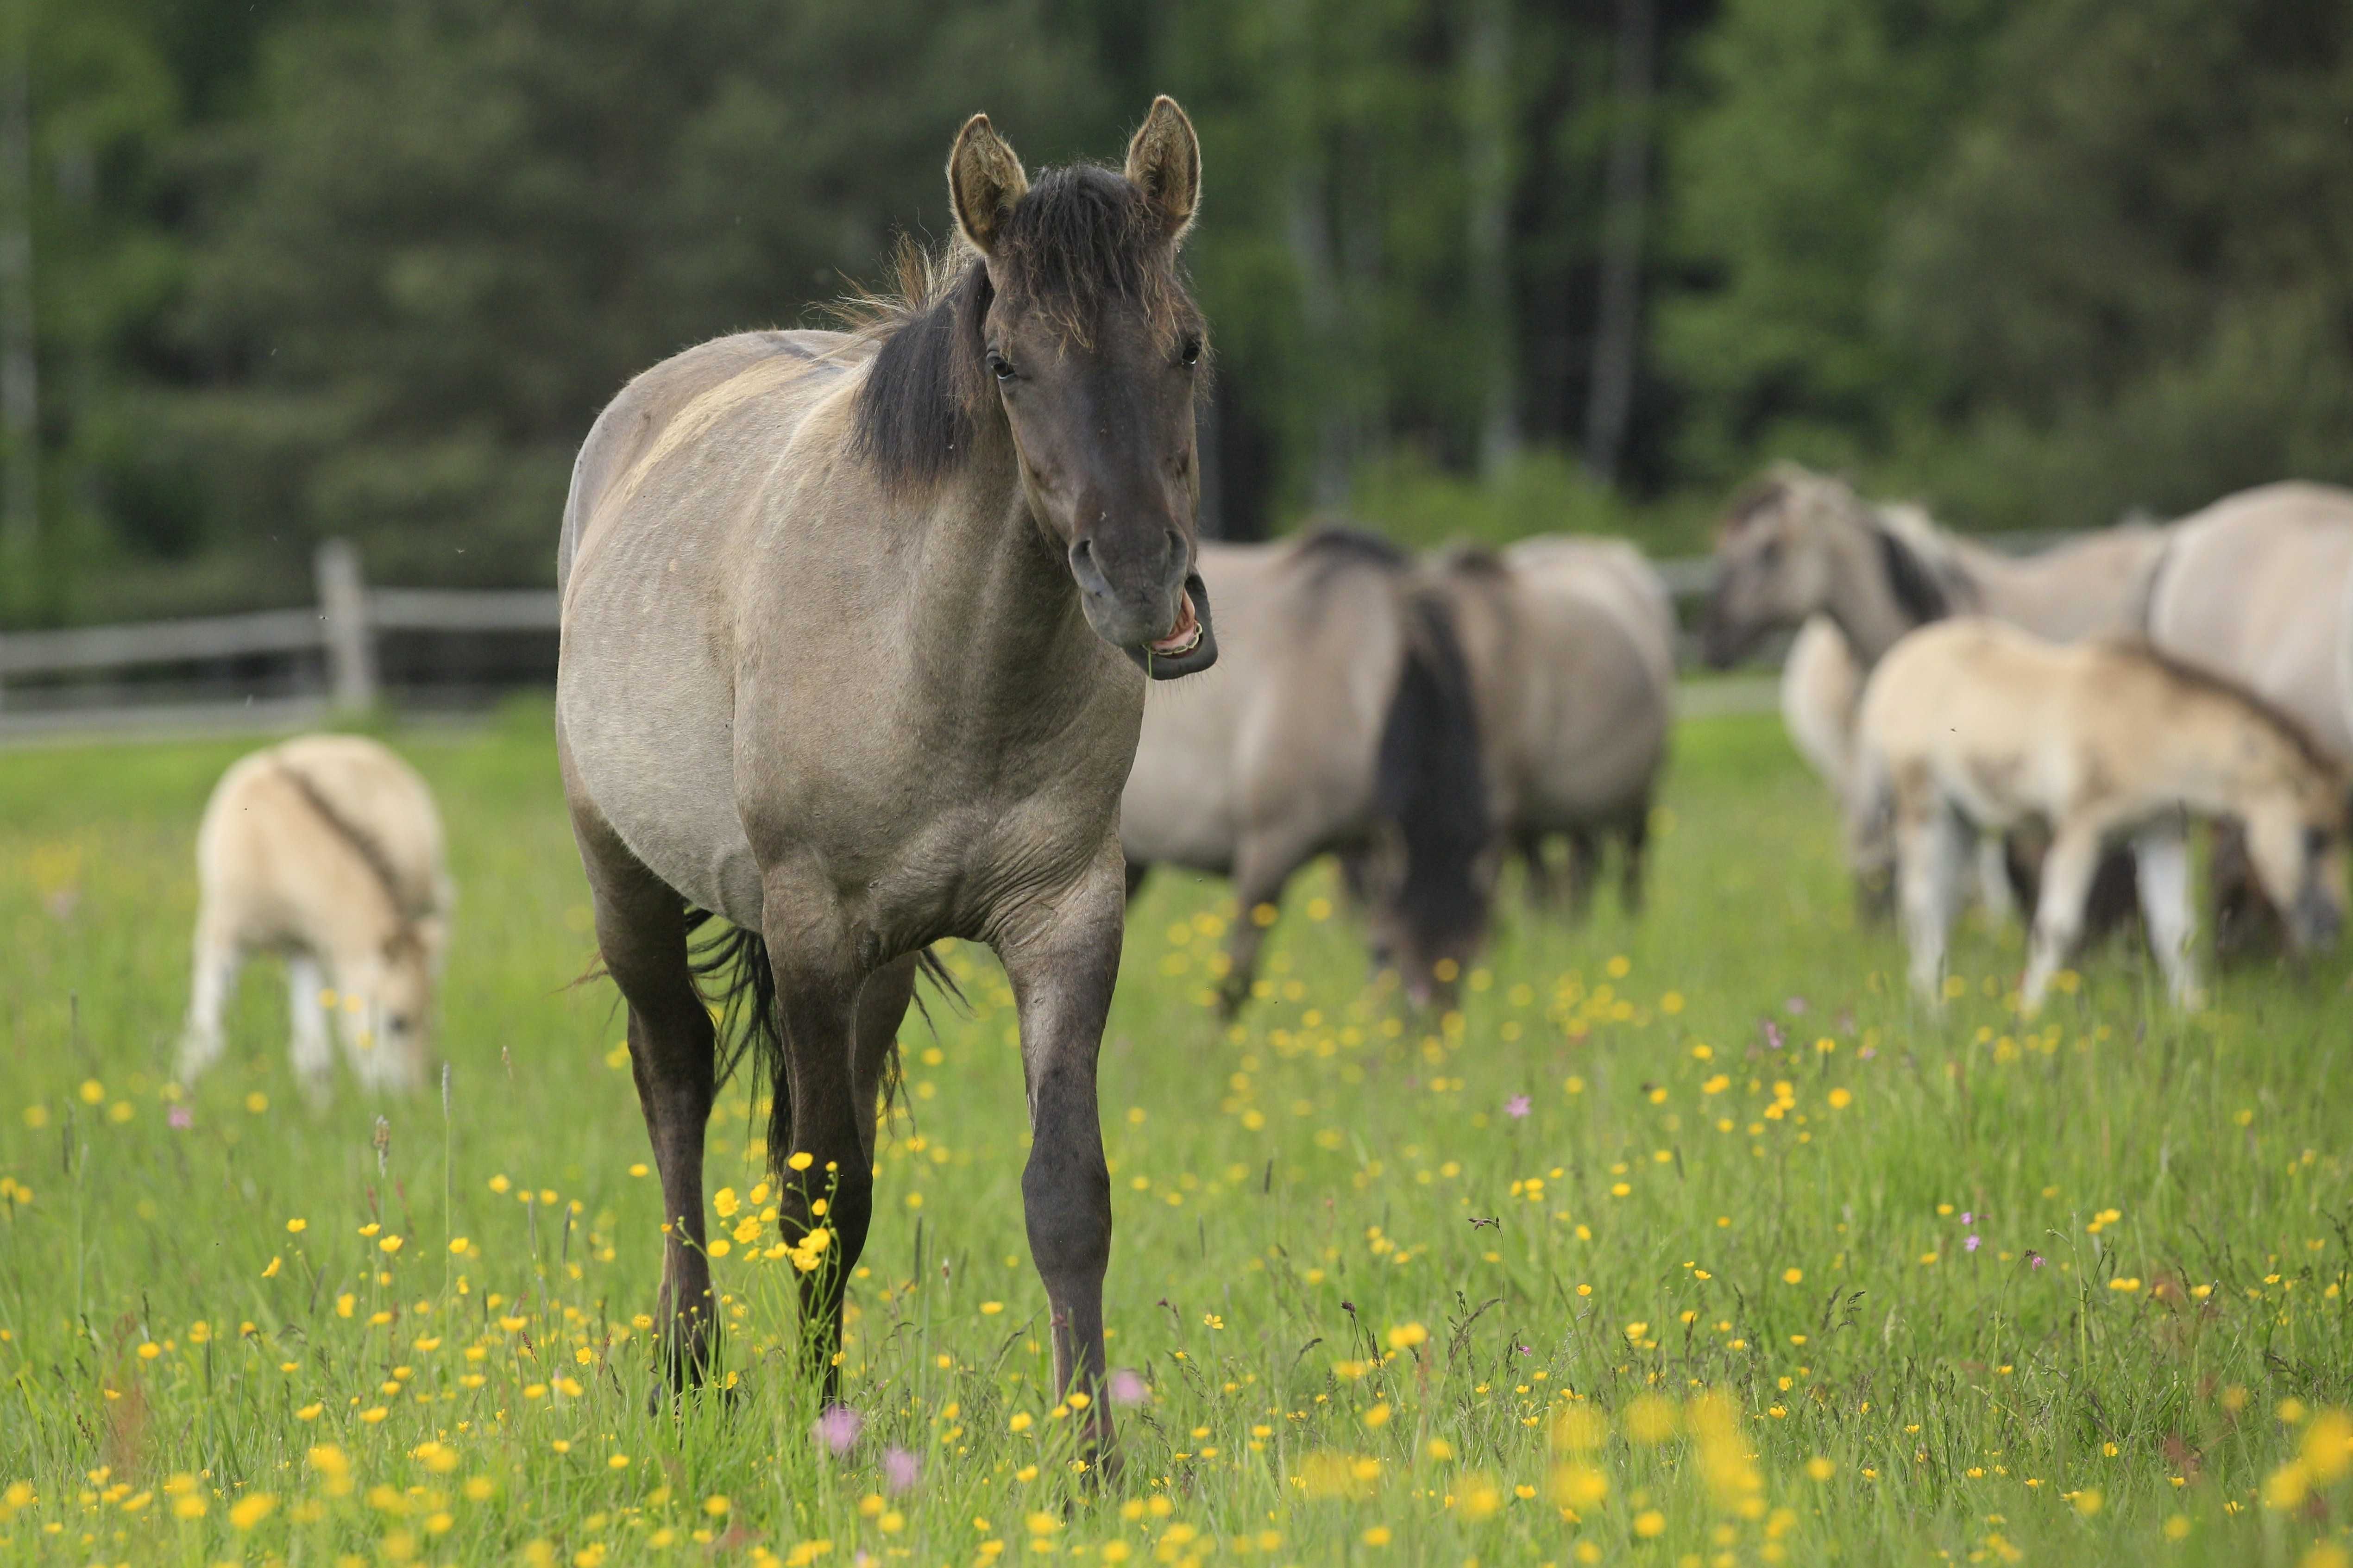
(1, 0), (2348, 624)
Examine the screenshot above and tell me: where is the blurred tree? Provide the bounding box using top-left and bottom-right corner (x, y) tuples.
(168, 0), (1111, 594)
(1881, 0), (2353, 527)
(1655, 0), (2011, 488)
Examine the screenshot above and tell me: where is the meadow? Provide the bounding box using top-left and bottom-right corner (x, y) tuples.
(3, 702), (2352, 1568)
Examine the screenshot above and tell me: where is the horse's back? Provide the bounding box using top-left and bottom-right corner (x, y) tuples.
(197, 735), (449, 948)
(1505, 538), (1673, 818)
(559, 330), (865, 594)
(2148, 481), (2353, 760)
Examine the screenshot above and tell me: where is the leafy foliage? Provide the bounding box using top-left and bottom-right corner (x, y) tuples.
(2, 0), (2348, 617)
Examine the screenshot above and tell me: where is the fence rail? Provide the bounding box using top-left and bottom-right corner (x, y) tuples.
(0, 530), (2071, 739)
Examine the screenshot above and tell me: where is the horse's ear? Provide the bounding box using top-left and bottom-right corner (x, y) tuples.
(1125, 95), (1200, 240)
(947, 113), (1029, 257)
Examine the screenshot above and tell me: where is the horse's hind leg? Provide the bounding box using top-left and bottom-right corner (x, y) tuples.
(1971, 831), (2017, 924)
(2130, 815), (2196, 1005)
(851, 954), (920, 1169)
(568, 797), (720, 1392)
(995, 850), (1126, 1474)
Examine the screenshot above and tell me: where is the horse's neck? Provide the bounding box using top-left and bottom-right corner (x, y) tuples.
(1825, 526), (1926, 666)
(913, 462), (1104, 702)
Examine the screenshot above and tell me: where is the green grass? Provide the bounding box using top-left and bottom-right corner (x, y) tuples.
(3, 702), (2353, 1567)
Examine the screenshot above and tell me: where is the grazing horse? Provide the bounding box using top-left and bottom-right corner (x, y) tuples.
(1703, 463), (2163, 927)
(1424, 538), (1674, 918)
(2142, 482), (2353, 954)
(180, 734), (453, 1100)
(1850, 619), (2347, 1012)
(556, 100), (1217, 1455)
(1120, 530), (1490, 1011)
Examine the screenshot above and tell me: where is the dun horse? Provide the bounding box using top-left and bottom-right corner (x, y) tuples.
(1120, 530), (1490, 1011)
(557, 101), (1217, 1455)
(179, 734), (453, 1099)
(1423, 538), (1674, 916)
(2142, 481), (2353, 953)
(1850, 620), (2347, 1012)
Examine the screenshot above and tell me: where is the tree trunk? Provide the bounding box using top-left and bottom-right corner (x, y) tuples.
(1583, 0), (1655, 488)
(0, 6), (36, 575)
(1463, 0), (1518, 479)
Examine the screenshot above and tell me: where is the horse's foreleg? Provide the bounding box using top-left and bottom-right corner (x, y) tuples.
(2130, 815), (2196, 1005)
(1896, 803), (1967, 1008)
(286, 953), (333, 1102)
(996, 853), (1125, 1476)
(762, 916), (871, 1408)
(177, 923), (242, 1086)
(2021, 823), (2102, 1013)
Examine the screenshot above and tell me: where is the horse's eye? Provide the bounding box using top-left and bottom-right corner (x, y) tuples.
(988, 351), (1015, 382)
(1180, 337), (1202, 369)
(388, 1014), (411, 1034)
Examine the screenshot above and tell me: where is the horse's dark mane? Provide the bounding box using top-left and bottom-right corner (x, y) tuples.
(850, 164), (1198, 493)
(1720, 474), (1791, 532)
(1872, 523), (1953, 627)
(2118, 640), (2343, 779)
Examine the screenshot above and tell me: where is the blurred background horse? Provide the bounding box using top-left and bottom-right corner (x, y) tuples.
(1122, 530), (1490, 1012)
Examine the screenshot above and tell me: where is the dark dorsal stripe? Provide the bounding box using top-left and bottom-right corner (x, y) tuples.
(274, 759), (434, 946)
(1873, 525), (1953, 627)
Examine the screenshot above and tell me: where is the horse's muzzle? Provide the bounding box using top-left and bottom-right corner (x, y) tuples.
(1123, 571), (1217, 680)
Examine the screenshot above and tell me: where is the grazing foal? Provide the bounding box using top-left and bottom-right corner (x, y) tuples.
(180, 734), (452, 1099)
(557, 101), (1215, 1457)
(1851, 620), (2347, 1012)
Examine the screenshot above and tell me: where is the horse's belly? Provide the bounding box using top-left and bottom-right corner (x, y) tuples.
(558, 623), (765, 928)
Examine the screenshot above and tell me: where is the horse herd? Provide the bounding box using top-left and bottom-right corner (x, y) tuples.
(1708, 465), (2351, 1010)
(157, 101), (2353, 1459)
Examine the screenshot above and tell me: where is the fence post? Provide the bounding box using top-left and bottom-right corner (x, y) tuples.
(315, 539), (377, 712)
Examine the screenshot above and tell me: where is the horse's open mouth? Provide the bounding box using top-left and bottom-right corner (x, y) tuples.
(1149, 592), (1202, 658)
(1125, 571), (1217, 679)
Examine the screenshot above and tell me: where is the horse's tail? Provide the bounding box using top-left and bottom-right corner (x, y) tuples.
(1374, 583), (1494, 969)
(683, 908), (963, 1171)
